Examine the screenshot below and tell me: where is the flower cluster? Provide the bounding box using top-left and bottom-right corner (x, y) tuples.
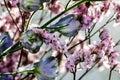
(72, 2), (93, 30)
(33, 28), (68, 54)
(65, 28), (119, 72)
(20, 28), (67, 54)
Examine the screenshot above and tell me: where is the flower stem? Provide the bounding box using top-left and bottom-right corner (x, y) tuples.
(78, 60), (99, 80)
(73, 65), (77, 80)
(3, 0), (21, 32)
(25, 11), (37, 31)
(108, 66), (116, 80)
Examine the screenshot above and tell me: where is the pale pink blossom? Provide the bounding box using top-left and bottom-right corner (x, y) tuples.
(65, 28), (119, 72)
(33, 28), (68, 54)
(46, 0), (61, 14)
(112, 1), (120, 22)
(9, 0), (18, 7)
(80, 14), (93, 30)
(72, 3), (87, 16)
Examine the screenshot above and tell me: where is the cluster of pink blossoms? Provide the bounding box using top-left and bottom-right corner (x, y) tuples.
(0, 7), (30, 41)
(65, 28), (119, 72)
(71, 1), (111, 31)
(33, 28), (67, 54)
(72, 3), (93, 31)
(46, 0), (61, 14)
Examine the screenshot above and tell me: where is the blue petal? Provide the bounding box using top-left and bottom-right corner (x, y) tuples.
(39, 56), (58, 79)
(0, 32), (13, 54)
(50, 14), (81, 37)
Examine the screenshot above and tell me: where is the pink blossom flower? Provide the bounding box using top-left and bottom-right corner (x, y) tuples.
(99, 28), (110, 40)
(46, 0), (61, 14)
(0, 8), (30, 40)
(72, 3), (87, 16)
(108, 50), (119, 67)
(80, 14), (93, 30)
(65, 28), (119, 72)
(113, 1), (120, 22)
(9, 0), (18, 7)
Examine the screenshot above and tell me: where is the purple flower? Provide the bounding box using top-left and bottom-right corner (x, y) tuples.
(99, 28), (109, 40)
(50, 15), (81, 37)
(33, 28), (67, 54)
(18, 56), (58, 80)
(113, 1), (120, 22)
(37, 56), (58, 80)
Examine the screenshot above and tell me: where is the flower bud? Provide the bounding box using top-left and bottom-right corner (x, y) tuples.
(20, 30), (43, 53)
(0, 32), (13, 54)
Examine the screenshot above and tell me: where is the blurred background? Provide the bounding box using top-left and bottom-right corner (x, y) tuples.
(0, 0), (120, 80)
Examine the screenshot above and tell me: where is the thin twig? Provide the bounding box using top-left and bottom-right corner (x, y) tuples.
(114, 39), (120, 47)
(108, 66), (116, 80)
(73, 65), (77, 80)
(65, 0), (71, 10)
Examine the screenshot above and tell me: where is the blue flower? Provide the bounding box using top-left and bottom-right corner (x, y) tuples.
(37, 56), (58, 80)
(18, 56), (58, 80)
(20, 30), (43, 53)
(19, 0), (50, 12)
(50, 14), (81, 37)
(0, 74), (12, 80)
(0, 32), (13, 54)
